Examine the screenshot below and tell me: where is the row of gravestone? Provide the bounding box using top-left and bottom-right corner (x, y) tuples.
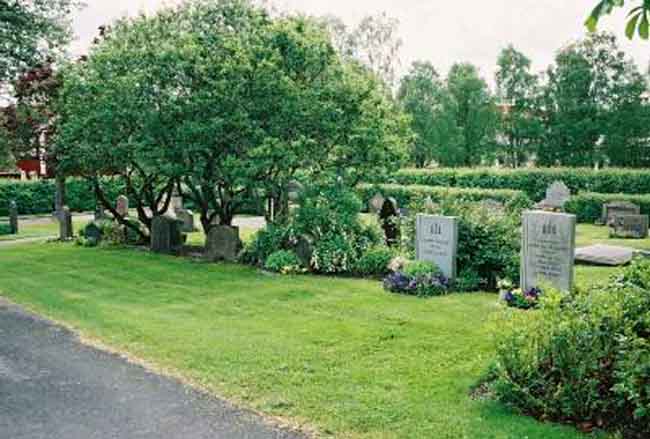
(415, 210), (577, 292)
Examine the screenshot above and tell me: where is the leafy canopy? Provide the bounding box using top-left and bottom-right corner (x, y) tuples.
(586, 0), (650, 39)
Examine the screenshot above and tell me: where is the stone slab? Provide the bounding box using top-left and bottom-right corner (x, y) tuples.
(575, 244), (635, 266)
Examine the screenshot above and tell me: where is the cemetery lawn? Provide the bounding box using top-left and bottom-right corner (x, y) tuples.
(0, 244), (606, 439)
(0, 216), (85, 242)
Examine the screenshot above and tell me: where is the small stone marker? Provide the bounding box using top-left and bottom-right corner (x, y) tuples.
(601, 201), (641, 226)
(59, 206), (73, 240)
(423, 196), (438, 212)
(295, 235), (314, 268)
(481, 198), (506, 215)
(116, 195), (129, 217)
(521, 211), (576, 292)
(379, 198), (400, 247)
(416, 214), (459, 280)
(575, 244), (635, 266)
(535, 181), (571, 211)
(94, 204), (106, 221)
(205, 225), (242, 262)
(84, 222), (102, 243)
(9, 200), (18, 234)
(151, 215), (183, 255)
(175, 210), (195, 233)
(369, 193), (385, 214)
(610, 214), (649, 239)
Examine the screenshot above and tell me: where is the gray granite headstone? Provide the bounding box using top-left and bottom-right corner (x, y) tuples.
(205, 225), (242, 262)
(295, 235), (314, 268)
(535, 181), (571, 211)
(575, 244), (635, 266)
(84, 222), (102, 243)
(609, 214), (649, 239)
(151, 215), (183, 255)
(116, 195), (129, 217)
(416, 214), (459, 280)
(175, 209), (195, 233)
(369, 193), (385, 214)
(601, 202), (641, 226)
(9, 200), (18, 235)
(521, 211), (576, 292)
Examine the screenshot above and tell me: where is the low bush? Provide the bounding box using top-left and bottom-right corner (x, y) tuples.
(401, 197), (521, 291)
(384, 167), (650, 200)
(565, 191), (650, 223)
(491, 259), (650, 438)
(357, 183), (532, 213)
(0, 223), (12, 235)
(354, 245), (395, 277)
(264, 250), (304, 274)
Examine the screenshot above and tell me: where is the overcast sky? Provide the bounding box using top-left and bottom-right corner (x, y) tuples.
(70, 0), (650, 87)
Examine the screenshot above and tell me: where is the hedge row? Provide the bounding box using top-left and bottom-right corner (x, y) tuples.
(0, 179), (125, 217)
(385, 168), (650, 200)
(357, 183), (532, 211)
(565, 192), (650, 223)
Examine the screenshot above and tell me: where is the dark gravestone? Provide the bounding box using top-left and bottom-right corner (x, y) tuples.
(58, 206), (73, 240)
(84, 222), (102, 244)
(610, 214), (649, 239)
(295, 235), (314, 268)
(379, 198), (400, 247)
(205, 225), (242, 262)
(9, 200), (18, 234)
(151, 215), (183, 255)
(601, 202), (641, 226)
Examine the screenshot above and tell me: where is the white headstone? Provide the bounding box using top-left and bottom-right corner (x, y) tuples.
(116, 195), (129, 217)
(369, 193), (385, 214)
(416, 214), (459, 280)
(521, 211), (576, 292)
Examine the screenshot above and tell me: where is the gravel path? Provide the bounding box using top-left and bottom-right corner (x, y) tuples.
(0, 298), (305, 439)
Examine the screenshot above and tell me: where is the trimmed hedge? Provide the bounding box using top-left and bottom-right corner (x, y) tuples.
(0, 179), (125, 217)
(386, 168), (650, 200)
(565, 192), (650, 223)
(357, 183), (532, 211)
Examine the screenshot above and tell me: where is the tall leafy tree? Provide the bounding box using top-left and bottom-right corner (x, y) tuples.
(539, 32), (648, 167)
(57, 0), (409, 234)
(0, 0), (81, 85)
(495, 45), (542, 167)
(397, 61), (458, 167)
(444, 63), (498, 167)
(586, 0), (650, 39)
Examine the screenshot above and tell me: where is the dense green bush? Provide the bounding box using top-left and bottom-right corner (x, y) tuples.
(491, 259), (650, 438)
(565, 192), (650, 223)
(0, 222), (12, 235)
(0, 178), (125, 216)
(357, 183), (532, 212)
(354, 246), (396, 277)
(401, 197), (521, 291)
(264, 250), (303, 274)
(385, 167), (650, 200)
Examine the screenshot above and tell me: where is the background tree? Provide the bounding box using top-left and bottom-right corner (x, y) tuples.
(539, 32), (648, 167)
(397, 61), (459, 168)
(443, 63), (498, 167)
(322, 12), (402, 91)
(0, 0), (81, 86)
(587, 0), (650, 39)
(495, 45), (542, 167)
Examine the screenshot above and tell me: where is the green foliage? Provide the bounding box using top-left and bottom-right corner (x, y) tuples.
(492, 259), (650, 437)
(388, 167), (650, 199)
(357, 183), (532, 212)
(0, 0), (80, 83)
(403, 260), (440, 278)
(397, 61), (458, 168)
(241, 223), (297, 267)
(264, 250), (303, 274)
(0, 222), (12, 235)
(587, 0), (650, 40)
(539, 33), (649, 167)
(401, 198), (521, 291)
(0, 178), (124, 216)
(295, 183), (381, 274)
(354, 245), (395, 277)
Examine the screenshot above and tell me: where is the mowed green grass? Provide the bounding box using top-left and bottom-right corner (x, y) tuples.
(0, 216), (86, 242)
(0, 243), (607, 439)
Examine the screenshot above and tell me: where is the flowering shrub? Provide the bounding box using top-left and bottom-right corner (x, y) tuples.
(383, 261), (450, 297)
(502, 287), (542, 310)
